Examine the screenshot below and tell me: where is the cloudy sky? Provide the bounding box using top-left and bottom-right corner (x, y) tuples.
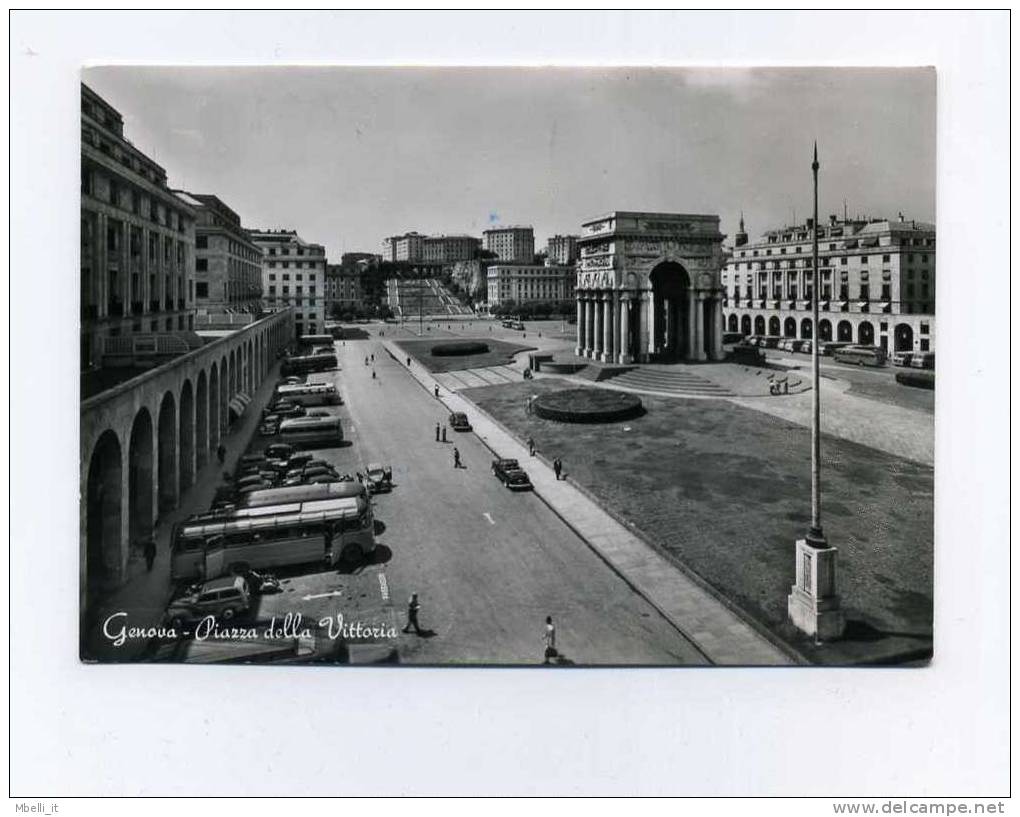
(83, 66), (935, 259)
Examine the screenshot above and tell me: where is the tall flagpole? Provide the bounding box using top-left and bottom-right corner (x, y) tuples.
(809, 141), (824, 544)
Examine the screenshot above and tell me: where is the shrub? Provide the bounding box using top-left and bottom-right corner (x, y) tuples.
(430, 341), (490, 357)
(895, 370), (935, 390)
(533, 388), (644, 423)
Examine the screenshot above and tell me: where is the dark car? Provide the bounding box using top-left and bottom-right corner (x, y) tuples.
(491, 457), (533, 491)
(268, 402), (306, 419)
(449, 412), (472, 431)
(364, 462), (393, 494)
(266, 443), (295, 461)
(165, 576), (252, 629)
(728, 342), (766, 366)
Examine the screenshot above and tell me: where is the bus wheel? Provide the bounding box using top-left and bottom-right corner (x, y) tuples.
(341, 544), (362, 567)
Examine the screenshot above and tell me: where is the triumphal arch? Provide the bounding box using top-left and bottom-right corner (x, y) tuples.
(574, 211), (727, 364)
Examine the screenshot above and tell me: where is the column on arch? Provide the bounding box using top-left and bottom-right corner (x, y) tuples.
(711, 298), (725, 360)
(599, 295), (607, 361)
(694, 292), (707, 361)
(619, 294), (631, 363)
(575, 298), (584, 355)
(686, 292), (697, 361)
(592, 292), (603, 358)
(645, 290), (656, 359)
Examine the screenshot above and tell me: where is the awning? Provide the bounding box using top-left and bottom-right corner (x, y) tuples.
(228, 392), (252, 419)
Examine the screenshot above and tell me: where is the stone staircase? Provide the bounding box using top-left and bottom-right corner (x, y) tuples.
(600, 366), (735, 397)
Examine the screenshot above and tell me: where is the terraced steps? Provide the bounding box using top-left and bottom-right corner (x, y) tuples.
(602, 367), (734, 397)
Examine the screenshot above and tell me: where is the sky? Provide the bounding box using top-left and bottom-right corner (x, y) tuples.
(83, 66), (935, 260)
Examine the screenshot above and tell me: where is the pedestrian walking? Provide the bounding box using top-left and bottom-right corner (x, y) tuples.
(543, 616), (557, 664)
(441, 426), (447, 443)
(216, 444), (226, 465)
(434, 384), (440, 399)
(435, 422), (441, 442)
(143, 536), (157, 572)
(371, 353), (375, 362)
(528, 437), (536, 456)
(453, 447), (461, 469)
(403, 593), (423, 635)
(406, 356), (411, 366)
(553, 457), (562, 480)
(526, 396), (533, 416)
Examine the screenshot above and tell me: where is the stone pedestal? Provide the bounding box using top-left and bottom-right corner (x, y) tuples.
(787, 537), (845, 641)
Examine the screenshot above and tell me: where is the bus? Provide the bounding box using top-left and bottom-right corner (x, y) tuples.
(278, 416), (344, 448)
(820, 341), (853, 357)
(170, 495), (376, 582)
(298, 334), (335, 349)
(274, 382), (343, 407)
(239, 481), (367, 510)
(281, 353), (338, 376)
(833, 345), (887, 367)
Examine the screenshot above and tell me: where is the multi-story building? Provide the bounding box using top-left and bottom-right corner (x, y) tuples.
(487, 264), (575, 306)
(546, 234), (580, 265)
(383, 231), (426, 262)
(422, 234), (482, 263)
(173, 192), (263, 315)
(325, 263), (365, 314)
(722, 213), (935, 353)
(385, 232), (481, 263)
(80, 83), (197, 371)
(251, 229), (327, 336)
(484, 226), (535, 263)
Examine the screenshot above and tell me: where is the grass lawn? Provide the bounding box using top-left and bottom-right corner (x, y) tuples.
(464, 378), (933, 664)
(395, 338), (535, 374)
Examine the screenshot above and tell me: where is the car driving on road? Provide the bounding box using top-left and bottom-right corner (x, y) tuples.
(491, 457), (533, 491)
(449, 411), (472, 431)
(364, 462), (393, 494)
(165, 576), (252, 630)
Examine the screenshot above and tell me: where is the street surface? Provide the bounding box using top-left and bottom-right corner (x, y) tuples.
(251, 334), (707, 665)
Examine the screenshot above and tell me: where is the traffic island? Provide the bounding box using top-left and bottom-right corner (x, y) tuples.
(532, 387), (644, 423)
(394, 338), (535, 374)
(431, 340), (490, 356)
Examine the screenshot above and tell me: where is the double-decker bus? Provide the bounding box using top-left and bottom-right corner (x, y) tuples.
(274, 382), (343, 407)
(833, 345), (887, 367)
(170, 494), (375, 582)
(278, 416), (344, 448)
(281, 353), (338, 376)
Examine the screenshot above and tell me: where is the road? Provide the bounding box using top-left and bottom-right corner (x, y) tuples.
(300, 333), (707, 665)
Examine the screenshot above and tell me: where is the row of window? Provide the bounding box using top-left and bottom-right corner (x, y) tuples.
(265, 245), (323, 257)
(728, 253), (931, 272)
(82, 166), (188, 233)
(737, 237), (933, 258)
(82, 123), (167, 187)
(267, 285), (317, 296)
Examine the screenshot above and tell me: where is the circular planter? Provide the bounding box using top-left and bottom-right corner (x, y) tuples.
(430, 341), (490, 357)
(532, 388), (644, 423)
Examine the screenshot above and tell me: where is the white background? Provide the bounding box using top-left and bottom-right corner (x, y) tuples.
(6, 11), (1012, 798)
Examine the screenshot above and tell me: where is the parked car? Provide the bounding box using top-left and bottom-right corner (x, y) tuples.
(491, 458), (533, 491)
(728, 343), (766, 366)
(238, 453), (266, 469)
(364, 462), (393, 494)
(268, 402), (306, 419)
(449, 412), (472, 431)
(892, 351), (913, 367)
(278, 375), (305, 386)
(266, 443), (295, 461)
(165, 576), (252, 629)
(910, 352), (935, 369)
(259, 416), (281, 436)
(722, 332), (745, 345)
(795, 339), (813, 354)
(285, 452), (314, 470)
(236, 479), (274, 495)
(762, 335), (782, 349)
(307, 409), (332, 418)
(779, 338), (795, 352)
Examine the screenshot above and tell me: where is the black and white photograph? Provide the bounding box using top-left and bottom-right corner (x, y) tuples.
(9, 9), (1010, 802)
(77, 65), (936, 668)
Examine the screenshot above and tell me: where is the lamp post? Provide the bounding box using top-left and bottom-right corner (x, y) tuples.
(787, 142), (846, 642)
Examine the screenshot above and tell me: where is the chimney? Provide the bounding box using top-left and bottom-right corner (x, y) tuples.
(805, 217), (814, 229)
(829, 214), (838, 226)
(898, 212), (905, 222)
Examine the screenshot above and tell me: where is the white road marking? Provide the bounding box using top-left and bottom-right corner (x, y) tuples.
(378, 573), (390, 602)
(301, 590), (345, 601)
(483, 512), (495, 525)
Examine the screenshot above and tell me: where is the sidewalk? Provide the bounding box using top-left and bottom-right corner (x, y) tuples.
(382, 340), (795, 666)
(82, 362), (284, 662)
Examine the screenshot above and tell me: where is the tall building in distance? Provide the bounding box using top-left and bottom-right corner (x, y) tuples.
(546, 234), (580, 265)
(325, 258), (370, 315)
(251, 229), (327, 336)
(384, 231), (481, 263)
(173, 192), (263, 317)
(484, 225), (535, 263)
(80, 83), (197, 371)
(722, 213), (935, 352)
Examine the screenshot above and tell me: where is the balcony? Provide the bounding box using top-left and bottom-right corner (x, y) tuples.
(131, 300), (144, 315)
(149, 299), (162, 313)
(107, 298), (124, 317)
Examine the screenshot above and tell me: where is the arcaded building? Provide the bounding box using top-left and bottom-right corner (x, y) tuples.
(575, 211), (727, 363)
(251, 229), (327, 336)
(80, 83), (197, 372)
(722, 214), (935, 352)
(174, 192), (263, 316)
